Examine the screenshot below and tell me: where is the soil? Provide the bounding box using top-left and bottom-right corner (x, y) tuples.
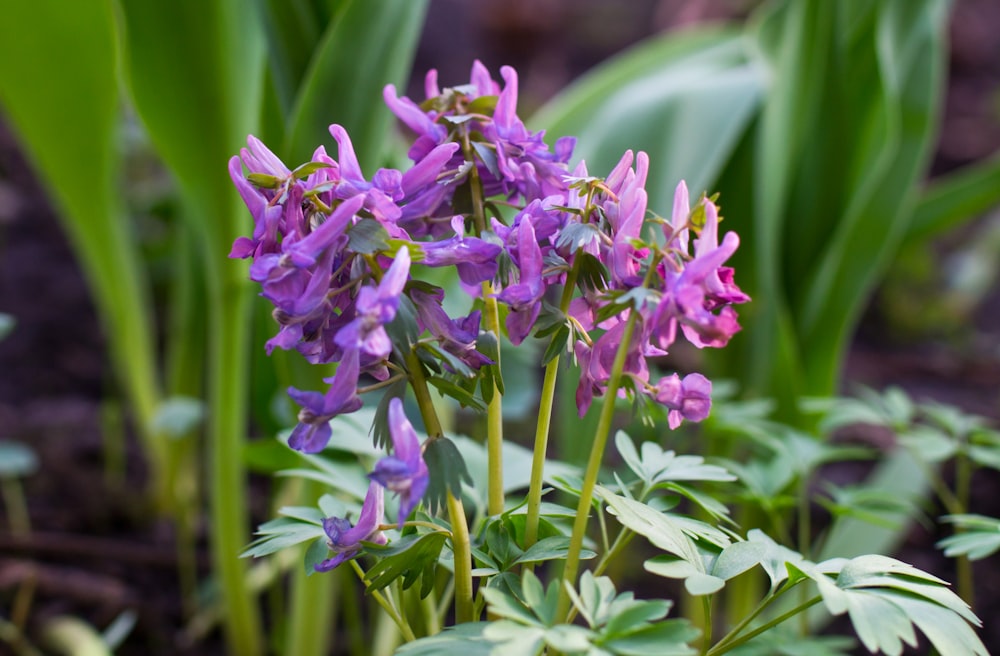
(1, 1), (999, 654)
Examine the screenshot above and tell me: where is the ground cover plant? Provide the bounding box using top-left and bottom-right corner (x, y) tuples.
(1, 0), (999, 654)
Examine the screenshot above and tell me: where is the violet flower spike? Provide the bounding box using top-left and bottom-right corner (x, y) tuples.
(369, 398), (429, 528)
(315, 481), (388, 572)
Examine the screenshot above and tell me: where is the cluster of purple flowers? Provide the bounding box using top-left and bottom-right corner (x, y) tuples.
(230, 61), (748, 571)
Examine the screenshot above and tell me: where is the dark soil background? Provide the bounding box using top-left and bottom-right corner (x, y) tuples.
(1, 0), (999, 654)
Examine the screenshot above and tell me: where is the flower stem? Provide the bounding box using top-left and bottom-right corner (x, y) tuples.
(556, 311), (639, 620)
(523, 357), (561, 552)
(350, 560), (416, 642)
(524, 260), (580, 552)
(706, 595), (821, 656)
(461, 126), (505, 517)
(404, 350), (475, 624)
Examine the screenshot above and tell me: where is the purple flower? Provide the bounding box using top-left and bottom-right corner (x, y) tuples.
(369, 398), (429, 528)
(411, 288), (492, 371)
(418, 217), (502, 285)
(335, 247), (411, 358)
(287, 350), (363, 453)
(315, 481), (388, 572)
(651, 200), (747, 350)
(654, 373), (712, 429)
(497, 216), (544, 345)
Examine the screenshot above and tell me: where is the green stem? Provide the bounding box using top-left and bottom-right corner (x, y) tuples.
(556, 311), (639, 619)
(350, 560), (416, 642)
(954, 454), (974, 604)
(523, 357), (561, 552)
(707, 596), (821, 656)
(524, 261), (580, 551)
(1, 477), (30, 536)
(483, 287), (504, 517)
(207, 272), (262, 656)
(461, 126), (504, 517)
(447, 492), (475, 623)
(405, 350), (475, 624)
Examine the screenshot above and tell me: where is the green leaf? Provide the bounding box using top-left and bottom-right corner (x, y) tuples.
(283, 0), (429, 168)
(596, 487), (703, 568)
(346, 218), (390, 254)
(394, 623), (493, 656)
(512, 536), (594, 566)
(598, 621), (699, 656)
(533, 26), (764, 211)
(938, 515), (1000, 561)
(426, 376), (486, 411)
(303, 537), (329, 576)
(423, 437), (472, 514)
(364, 532), (449, 598)
(907, 152), (1000, 243)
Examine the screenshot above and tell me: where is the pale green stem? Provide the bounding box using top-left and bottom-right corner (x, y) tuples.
(483, 288), (505, 517)
(405, 350), (475, 624)
(461, 126), (505, 517)
(1, 477), (30, 536)
(524, 263), (580, 551)
(707, 596), (821, 656)
(556, 311), (639, 619)
(350, 560), (416, 642)
(954, 453), (974, 604)
(523, 357), (561, 553)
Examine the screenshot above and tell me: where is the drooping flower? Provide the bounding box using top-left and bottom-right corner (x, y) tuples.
(287, 350), (363, 453)
(315, 480), (388, 572)
(369, 398), (429, 528)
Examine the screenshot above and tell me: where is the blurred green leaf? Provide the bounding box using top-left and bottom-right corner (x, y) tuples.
(283, 0), (428, 167)
(908, 152), (1000, 243)
(938, 515), (1000, 561)
(534, 27), (764, 211)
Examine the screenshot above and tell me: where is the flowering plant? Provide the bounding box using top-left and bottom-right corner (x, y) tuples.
(232, 63), (986, 655)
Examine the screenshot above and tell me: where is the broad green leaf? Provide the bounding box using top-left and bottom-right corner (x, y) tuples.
(534, 26), (764, 212)
(251, 0), (338, 119)
(907, 152), (1000, 243)
(0, 0), (161, 451)
(283, 0), (428, 168)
